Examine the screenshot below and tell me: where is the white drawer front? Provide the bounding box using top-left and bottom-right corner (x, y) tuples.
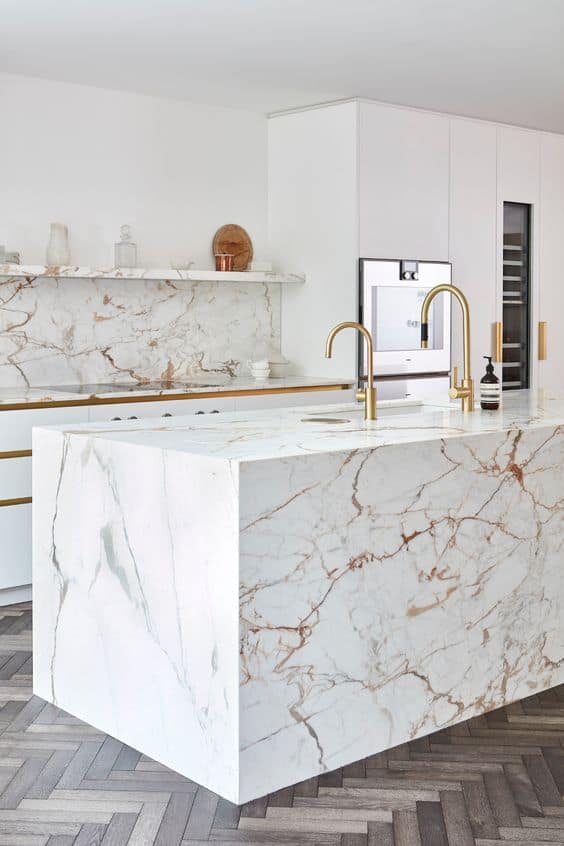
(0, 407), (89, 452)
(88, 396), (235, 423)
(0, 503), (32, 590)
(0, 457), (32, 501)
(234, 388), (354, 411)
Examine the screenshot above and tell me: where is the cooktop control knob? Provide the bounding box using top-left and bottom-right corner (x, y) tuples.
(403, 271), (412, 280)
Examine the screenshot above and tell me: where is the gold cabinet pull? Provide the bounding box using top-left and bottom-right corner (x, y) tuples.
(539, 321), (547, 361)
(493, 321), (503, 362)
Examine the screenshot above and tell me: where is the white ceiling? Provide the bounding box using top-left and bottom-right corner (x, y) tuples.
(2, 0), (564, 132)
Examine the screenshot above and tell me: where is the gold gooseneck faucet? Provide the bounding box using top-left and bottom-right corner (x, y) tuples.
(420, 284), (474, 412)
(325, 321), (377, 420)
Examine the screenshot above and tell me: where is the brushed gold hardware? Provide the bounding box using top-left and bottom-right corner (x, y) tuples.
(0, 449), (32, 460)
(0, 384), (351, 413)
(494, 321), (503, 363)
(0, 496), (31, 508)
(451, 365), (458, 393)
(421, 284), (474, 412)
(539, 321), (547, 361)
(325, 322), (377, 420)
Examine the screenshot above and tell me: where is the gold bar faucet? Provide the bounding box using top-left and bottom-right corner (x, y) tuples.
(325, 321), (377, 420)
(420, 284), (474, 412)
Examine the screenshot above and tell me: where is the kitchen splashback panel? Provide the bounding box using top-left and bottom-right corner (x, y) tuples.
(0, 275), (280, 386)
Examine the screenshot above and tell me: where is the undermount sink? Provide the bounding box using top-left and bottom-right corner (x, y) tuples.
(300, 398), (425, 423)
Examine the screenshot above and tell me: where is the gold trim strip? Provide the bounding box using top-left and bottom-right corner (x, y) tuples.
(0, 384), (351, 413)
(539, 321), (547, 361)
(0, 496), (31, 508)
(0, 450), (32, 460)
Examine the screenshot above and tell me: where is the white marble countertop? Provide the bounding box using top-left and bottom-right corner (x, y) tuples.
(49, 389), (564, 461)
(0, 375), (352, 407)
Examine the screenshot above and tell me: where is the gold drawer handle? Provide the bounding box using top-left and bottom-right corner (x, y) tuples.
(539, 321), (547, 361)
(493, 321), (503, 362)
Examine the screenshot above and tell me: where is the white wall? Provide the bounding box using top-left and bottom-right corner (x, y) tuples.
(0, 74), (267, 268)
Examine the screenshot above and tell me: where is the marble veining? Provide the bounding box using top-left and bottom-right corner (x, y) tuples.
(0, 273), (280, 387)
(32, 391), (564, 803)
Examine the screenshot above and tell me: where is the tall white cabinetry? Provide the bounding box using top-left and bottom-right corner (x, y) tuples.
(359, 105), (449, 261)
(449, 119), (497, 386)
(539, 133), (564, 392)
(269, 101), (450, 379)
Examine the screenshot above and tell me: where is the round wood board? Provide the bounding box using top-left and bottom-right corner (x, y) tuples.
(212, 224), (253, 271)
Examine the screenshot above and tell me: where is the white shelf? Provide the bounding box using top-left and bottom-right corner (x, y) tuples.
(0, 265), (305, 284)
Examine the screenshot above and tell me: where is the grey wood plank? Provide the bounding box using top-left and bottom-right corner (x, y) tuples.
(57, 742), (103, 790)
(340, 835), (367, 846)
(416, 801), (448, 846)
(99, 812), (138, 845)
(293, 777), (319, 798)
(154, 793), (195, 846)
(8, 696), (45, 732)
(46, 837), (75, 846)
(26, 750), (75, 799)
(127, 801), (167, 846)
(544, 748), (564, 795)
(503, 763), (543, 817)
(207, 831), (341, 844)
(319, 771), (343, 789)
(483, 770), (521, 827)
(183, 787), (219, 840)
(0, 652), (30, 680)
(393, 810), (422, 846)
(112, 745), (141, 772)
(80, 778), (197, 794)
(240, 795), (269, 818)
(366, 821), (394, 846)
(460, 780), (498, 839)
(0, 757), (47, 809)
(267, 787), (294, 808)
(439, 791), (474, 846)
(85, 738), (123, 781)
(73, 823), (107, 846)
(524, 754), (562, 806)
(212, 797), (241, 828)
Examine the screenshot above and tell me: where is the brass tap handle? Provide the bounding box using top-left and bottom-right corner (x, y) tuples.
(450, 365), (458, 391)
(355, 388), (366, 403)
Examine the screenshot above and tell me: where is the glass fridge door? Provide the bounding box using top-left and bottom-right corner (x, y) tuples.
(502, 203), (531, 390)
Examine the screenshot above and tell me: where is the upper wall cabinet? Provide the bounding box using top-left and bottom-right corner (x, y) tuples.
(359, 103), (450, 260)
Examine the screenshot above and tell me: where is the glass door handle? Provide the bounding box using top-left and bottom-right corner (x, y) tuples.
(539, 321), (547, 360)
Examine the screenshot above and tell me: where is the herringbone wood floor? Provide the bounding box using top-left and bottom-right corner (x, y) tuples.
(1, 604), (564, 845)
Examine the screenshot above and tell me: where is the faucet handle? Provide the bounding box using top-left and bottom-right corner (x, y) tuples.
(355, 388), (366, 403)
(450, 365), (458, 390)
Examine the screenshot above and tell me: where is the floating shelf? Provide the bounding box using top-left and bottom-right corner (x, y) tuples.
(0, 264), (306, 284)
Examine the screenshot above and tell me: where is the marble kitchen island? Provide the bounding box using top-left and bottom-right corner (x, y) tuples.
(33, 391), (564, 803)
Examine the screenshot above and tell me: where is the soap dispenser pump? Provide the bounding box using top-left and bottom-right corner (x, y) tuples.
(480, 356), (500, 410)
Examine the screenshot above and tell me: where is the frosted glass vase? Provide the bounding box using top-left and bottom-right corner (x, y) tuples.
(46, 223), (70, 266)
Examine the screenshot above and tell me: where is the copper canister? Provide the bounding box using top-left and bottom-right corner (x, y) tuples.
(215, 253), (234, 272)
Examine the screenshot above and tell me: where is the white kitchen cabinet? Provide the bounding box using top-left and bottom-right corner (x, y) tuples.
(88, 396), (235, 422)
(0, 503), (32, 594)
(538, 133), (564, 392)
(234, 388), (354, 411)
(449, 118), (498, 385)
(0, 404), (89, 598)
(359, 103), (450, 261)
(497, 126), (541, 389)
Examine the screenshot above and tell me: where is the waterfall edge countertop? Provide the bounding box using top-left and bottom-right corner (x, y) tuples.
(32, 390), (564, 803)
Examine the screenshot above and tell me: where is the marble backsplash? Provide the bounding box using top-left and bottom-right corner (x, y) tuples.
(0, 274), (280, 386)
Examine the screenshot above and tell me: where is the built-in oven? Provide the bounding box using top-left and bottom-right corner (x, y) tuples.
(359, 259), (451, 389)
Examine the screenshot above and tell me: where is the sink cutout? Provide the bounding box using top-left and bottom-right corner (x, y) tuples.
(301, 417), (350, 424)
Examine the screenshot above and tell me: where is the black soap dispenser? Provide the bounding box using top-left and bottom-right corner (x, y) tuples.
(480, 356), (500, 410)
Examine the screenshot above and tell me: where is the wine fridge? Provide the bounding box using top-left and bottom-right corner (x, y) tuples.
(502, 202), (531, 390)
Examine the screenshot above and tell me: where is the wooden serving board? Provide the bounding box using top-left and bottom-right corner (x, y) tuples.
(212, 224), (253, 271)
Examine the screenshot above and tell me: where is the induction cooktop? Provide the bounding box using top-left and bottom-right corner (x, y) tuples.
(43, 381), (224, 395)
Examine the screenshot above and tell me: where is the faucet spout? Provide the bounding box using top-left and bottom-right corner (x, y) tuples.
(420, 284), (474, 412)
(325, 321), (377, 420)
